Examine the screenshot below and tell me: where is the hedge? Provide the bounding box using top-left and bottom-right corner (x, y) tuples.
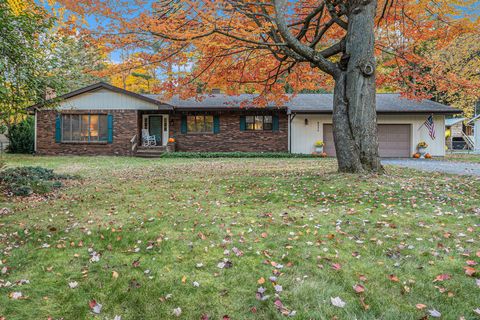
(159, 152), (321, 159)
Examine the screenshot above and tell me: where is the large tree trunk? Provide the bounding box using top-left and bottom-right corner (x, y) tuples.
(332, 72), (364, 173)
(332, 0), (384, 174)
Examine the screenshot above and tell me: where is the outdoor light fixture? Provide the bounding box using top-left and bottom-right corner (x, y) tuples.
(305, 118), (309, 126)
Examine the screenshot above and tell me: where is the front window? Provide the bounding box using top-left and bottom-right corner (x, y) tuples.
(246, 115), (273, 131)
(187, 115), (213, 133)
(62, 114), (108, 142)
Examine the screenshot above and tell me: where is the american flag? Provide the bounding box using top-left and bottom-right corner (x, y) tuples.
(424, 115), (436, 139)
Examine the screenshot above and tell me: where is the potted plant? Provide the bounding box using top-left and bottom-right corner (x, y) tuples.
(417, 141), (428, 157)
(314, 140), (324, 153)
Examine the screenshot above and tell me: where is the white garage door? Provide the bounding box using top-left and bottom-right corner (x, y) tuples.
(323, 124), (411, 158)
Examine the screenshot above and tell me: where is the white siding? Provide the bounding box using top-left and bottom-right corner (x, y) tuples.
(291, 114), (446, 157)
(55, 88), (160, 110)
(475, 120), (480, 153)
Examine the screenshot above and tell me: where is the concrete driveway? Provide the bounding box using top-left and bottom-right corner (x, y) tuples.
(382, 159), (480, 176)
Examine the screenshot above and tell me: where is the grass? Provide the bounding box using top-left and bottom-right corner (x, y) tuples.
(444, 153), (480, 163)
(0, 155), (479, 320)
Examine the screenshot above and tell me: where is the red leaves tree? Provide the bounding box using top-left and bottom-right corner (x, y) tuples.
(57, 0), (479, 173)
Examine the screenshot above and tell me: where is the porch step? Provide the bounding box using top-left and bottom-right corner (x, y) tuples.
(135, 146), (166, 158)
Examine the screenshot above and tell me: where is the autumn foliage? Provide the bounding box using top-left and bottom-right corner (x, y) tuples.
(52, 0), (479, 113)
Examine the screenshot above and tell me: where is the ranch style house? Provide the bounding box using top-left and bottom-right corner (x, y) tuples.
(28, 82), (461, 157)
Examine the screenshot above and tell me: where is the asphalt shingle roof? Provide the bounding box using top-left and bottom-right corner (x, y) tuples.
(145, 93), (460, 114)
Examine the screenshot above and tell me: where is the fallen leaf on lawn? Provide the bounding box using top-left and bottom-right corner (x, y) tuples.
(114, 316), (122, 320)
(331, 263), (342, 271)
(232, 247), (243, 257)
(89, 252), (100, 263)
(331, 296), (346, 308)
(416, 304), (427, 310)
(257, 277), (265, 285)
(474, 308), (480, 315)
(428, 309), (441, 318)
(464, 267), (476, 276)
(132, 258), (140, 268)
(200, 314), (209, 320)
(274, 299), (284, 311)
(353, 284), (365, 293)
(359, 275), (367, 281)
(89, 300), (102, 314)
(129, 279), (141, 289)
(222, 315), (230, 320)
(261, 232), (268, 238)
(172, 307), (182, 317)
(256, 287), (269, 301)
(360, 296), (370, 310)
(433, 274), (451, 282)
(112, 271), (119, 279)
(466, 260), (477, 266)
(389, 274), (399, 282)
(181, 275), (187, 284)
(9, 292), (23, 300)
(217, 260), (233, 269)
(68, 281), (78, 289)
(476, 278), (480, 288)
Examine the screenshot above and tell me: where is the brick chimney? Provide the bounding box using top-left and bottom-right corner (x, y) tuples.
(45, 87), (56, 100)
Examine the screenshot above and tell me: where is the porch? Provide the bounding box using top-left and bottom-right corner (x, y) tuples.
(131, 111), (172, 157)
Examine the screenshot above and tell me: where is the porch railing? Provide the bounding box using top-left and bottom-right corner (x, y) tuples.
(462, 132), (475, 150)
(130, 134), (138, 156)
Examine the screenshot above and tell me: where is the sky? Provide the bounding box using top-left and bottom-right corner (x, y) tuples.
(40, 1), (480, 65)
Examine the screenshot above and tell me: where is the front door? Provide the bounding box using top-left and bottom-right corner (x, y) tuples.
(148, 116), (163, 146)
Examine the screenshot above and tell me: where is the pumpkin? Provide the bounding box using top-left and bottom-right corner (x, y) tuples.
(413, 153), (420, 158)
(424, 153), (432, 159)
(168, 138), (175, 143)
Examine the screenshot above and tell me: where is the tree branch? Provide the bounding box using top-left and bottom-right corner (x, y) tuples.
(273, 0), (339, 77)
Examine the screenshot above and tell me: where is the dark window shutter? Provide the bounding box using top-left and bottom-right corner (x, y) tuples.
(272, 115), (279, 131)
(107, 114), (114, 144)
(55, 114), (62, 143)
(213, 115), (220, 134)
(181, 115), (187, 134)
(240, 116), (246, 131)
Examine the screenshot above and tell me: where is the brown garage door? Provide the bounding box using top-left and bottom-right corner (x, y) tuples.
(323, 124), (411, 158)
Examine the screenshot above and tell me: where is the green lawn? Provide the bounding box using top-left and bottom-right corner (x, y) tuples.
(0, 155), (479, 319)
(445, 153), (480, 163)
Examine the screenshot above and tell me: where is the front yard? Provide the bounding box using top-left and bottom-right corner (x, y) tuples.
(0, 155), (479, 319)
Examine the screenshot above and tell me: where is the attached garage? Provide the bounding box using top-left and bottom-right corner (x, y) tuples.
(323, 124), (411, 158)
(288, 94), (460, 157)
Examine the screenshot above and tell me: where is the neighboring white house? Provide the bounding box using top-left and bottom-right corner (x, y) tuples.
(468, 115), (480, 154)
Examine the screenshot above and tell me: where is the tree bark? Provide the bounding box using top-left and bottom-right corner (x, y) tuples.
(332, 72), (364, 173)
(332, 0), (384, 173)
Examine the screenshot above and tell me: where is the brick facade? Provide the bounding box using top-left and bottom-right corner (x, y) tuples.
(36, 110), (289, 155)
(170, 111), (289, 152)
(36, 110), (139, 156)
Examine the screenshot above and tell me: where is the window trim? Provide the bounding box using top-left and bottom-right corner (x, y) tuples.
(245, 115), (273, 131)
(186, 114), (214, 134)
(61, 113), (109, 143)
